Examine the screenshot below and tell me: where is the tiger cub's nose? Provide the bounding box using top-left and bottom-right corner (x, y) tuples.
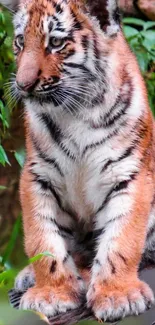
(16, 62), (41, 92)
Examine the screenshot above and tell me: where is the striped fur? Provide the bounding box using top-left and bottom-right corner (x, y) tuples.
(2, 0), (155, 321)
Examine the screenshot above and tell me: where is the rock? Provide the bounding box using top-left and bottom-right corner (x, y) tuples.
(137, 0), (155, 20)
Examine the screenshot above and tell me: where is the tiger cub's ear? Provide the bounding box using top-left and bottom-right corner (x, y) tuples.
(85, 0), (121, 36)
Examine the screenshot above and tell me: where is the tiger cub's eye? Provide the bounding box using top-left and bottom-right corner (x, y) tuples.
(49, 37), (64, 48)
(15, 34), (24, 49)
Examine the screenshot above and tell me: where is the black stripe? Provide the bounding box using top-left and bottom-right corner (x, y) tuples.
(91, 90), (106, 107)
(48, 21), (53, 33)
(118, 253), (127, 265)
(63, 253), (70, 263)
(63, 68), (72, 75)
(118, 145), (135, 161)
(32, 173), (62, 208)
(77, 276), (82, 281)
(103, 94), (121, 123)
(64, 49), (76, 59)
(71, 10), (82, 30)
(55, 27), (65, 33)
(97, 173), (137, 214)
(52, 15), (59, 22)
(81, 35), (89, 63)
(53, 2), (63, 14)
(50, 260), (57, 273)
(50, 217), (73, 238)
(53, 219), (73, 236)
(63, 62), (88, 71)
(101, 145), (135, 174)
(108, 257), (116, 274)
(103, 79), (133, 127)
(91, 80), (132, 129)
(93, 33), (104, 73)
(29, 162), (37, 167)
(104, 98), (131, 127)
(89, 94), (120, 129)
(102, 215), (123, 230)
(63, 62), (95, 80)
(38, 154), (63, 176)
(40, 114), (76, 160)
(10, 296), (22, 303)
(31, 136), (64, 177)
(12, 301), (20, 308)
(81, 35), (89, 49)
(59, 225), (73, 236)
(82, 121), (126, 157)
(9, 289), (22, 309)
(41, 113), (61, 142)
(94, 259), (101, 266)
(113, 7), (121, 25)
(113, 176), (135, 192)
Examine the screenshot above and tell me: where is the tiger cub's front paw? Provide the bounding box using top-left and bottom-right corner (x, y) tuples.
(20, 283), (85, 316)
(87, 279), (154, 322)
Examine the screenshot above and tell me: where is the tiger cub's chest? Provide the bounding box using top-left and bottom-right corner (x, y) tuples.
(62, 162), (100, 219)
(54, 154), (112, 220)
(30, 113), (125, 219)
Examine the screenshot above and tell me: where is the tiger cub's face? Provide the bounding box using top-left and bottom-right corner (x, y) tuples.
(11, 0), (120, 112)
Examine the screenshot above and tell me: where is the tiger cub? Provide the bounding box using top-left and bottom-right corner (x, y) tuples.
(1, 0), (155, 321)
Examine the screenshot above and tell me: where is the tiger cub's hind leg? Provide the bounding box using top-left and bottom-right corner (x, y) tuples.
(15, 265), (35, 292)
(140, 204), (155, 270)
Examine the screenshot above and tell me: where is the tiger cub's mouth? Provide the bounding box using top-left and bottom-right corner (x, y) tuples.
(15, 79), (64, 105)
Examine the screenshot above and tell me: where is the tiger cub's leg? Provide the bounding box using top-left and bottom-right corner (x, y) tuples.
(87, 171), (154, 322)
(19, 167), (85, 316)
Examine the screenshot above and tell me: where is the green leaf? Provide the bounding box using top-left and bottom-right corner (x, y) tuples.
(0, 145), (10, 166)
(0, 12), (5, 25)
(136, 50), (149, 72)
(2, 215), (22, 265)
(29, 251), (55, 264)
(0, 100), (9, 130)
(0, 185), (7, 190)
(0, 269), (17, 286)
(123, 17), (145, 27)
(123, 26), (139, 39)
(14, 148), (25, 167)
(144, 21), (155, 31)
(141, 30), (155, 50)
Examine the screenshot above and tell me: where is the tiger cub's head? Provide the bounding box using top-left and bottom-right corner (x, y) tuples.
(1, 0), (121, 113)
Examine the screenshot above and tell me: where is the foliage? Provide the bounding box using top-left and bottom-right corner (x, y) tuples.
(123, 18), (155, 115)
(0, 8), (15, 166)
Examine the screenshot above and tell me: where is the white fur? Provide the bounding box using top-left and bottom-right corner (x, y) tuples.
(13, 8), (29, 35)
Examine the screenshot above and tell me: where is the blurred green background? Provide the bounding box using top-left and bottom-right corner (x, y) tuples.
(0, 1), (155, 324)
